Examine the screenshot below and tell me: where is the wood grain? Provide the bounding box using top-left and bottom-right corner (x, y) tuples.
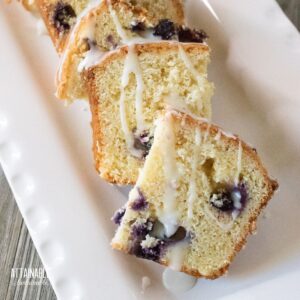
(0, 1), (298, 299)
(0, 168), (56, 300)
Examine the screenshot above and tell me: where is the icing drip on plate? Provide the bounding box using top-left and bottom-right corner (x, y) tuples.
(162, 269), (197, 293)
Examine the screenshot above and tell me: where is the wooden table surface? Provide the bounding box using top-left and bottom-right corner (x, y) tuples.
(0, 1), (299, 299)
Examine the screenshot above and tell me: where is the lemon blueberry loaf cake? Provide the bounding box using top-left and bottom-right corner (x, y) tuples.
(56, 8), (208, 101)
(86, 42), (214, 185)
(36, 0), (185, 53)
(112, 111), (278, 278)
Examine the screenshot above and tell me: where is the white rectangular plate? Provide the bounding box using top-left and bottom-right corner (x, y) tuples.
(1, 0), (300, 299)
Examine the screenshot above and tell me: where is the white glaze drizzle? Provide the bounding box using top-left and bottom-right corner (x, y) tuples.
(127, 45), (146, 134)
(168, 240), (189, 271)
(77, 45), (104, 72)
(56, 0), (103, 82)
(157, 114), (179, 238)
(119, 45), (147, 156)
(235, 141), (242, 184)
(165, 93), (208, 122)
(58, 0), (163, 85)
(119, 47), (144, 158)
(178, 45), (205, 111)
(108, 1), (130, 43)
(187, 128), (201, 219)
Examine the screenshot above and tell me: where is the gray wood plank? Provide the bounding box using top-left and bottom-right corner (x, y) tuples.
(0, 168), (56, 300)
(0, 168), (23, 300)
(0, 1), (299, 299)
(277, 0), (300, 30)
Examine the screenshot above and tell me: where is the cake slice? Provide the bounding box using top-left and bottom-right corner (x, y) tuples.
(56, 0), (151, 101)
(112, 111), (278, 278)
(56, 5), (208, 102)
(36, 0), (185, 53)
(85, 42), (214, 184)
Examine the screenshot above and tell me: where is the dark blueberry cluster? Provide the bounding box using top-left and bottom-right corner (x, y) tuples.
(153, 19), (208, 43)
(133, 130), (153, 159)
(153, 19), (176, 40)
(131, 188), (148, 211)
(135, 240), (166, 262)
(131, 220), (167, 262)
(177, 26), (208, 43)
(210, 183), (248, 213)
(131, 221), (153, 239)
(130, 21), (146, 32)
(129, 219), (189, 262)
(52, 2), (76, 33)
(210, 190), (234, 212)
(112, 207), (126, 225)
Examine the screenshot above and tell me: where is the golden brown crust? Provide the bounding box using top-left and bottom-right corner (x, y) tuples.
(36, 0), (137, 54)
(56, 0), (106, 98)
(85, 43), (210, 185)
(89, 42), (209, 74)
(111, 241), (230, 279)
(171, 0), (185, 24)
(36, 0), (185, 54)
(35, 0), (69, 53)
(166, 112), (279, 278)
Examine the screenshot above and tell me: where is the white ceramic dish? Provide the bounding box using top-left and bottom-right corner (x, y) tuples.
(1, 0), (300, 299)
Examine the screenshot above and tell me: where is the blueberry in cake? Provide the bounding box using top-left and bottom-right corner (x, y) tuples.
(112, 111), (278, 278)
(153, 19), (208, 43)
(85, 42), (214, 184)
(35, 0), (185, 53)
